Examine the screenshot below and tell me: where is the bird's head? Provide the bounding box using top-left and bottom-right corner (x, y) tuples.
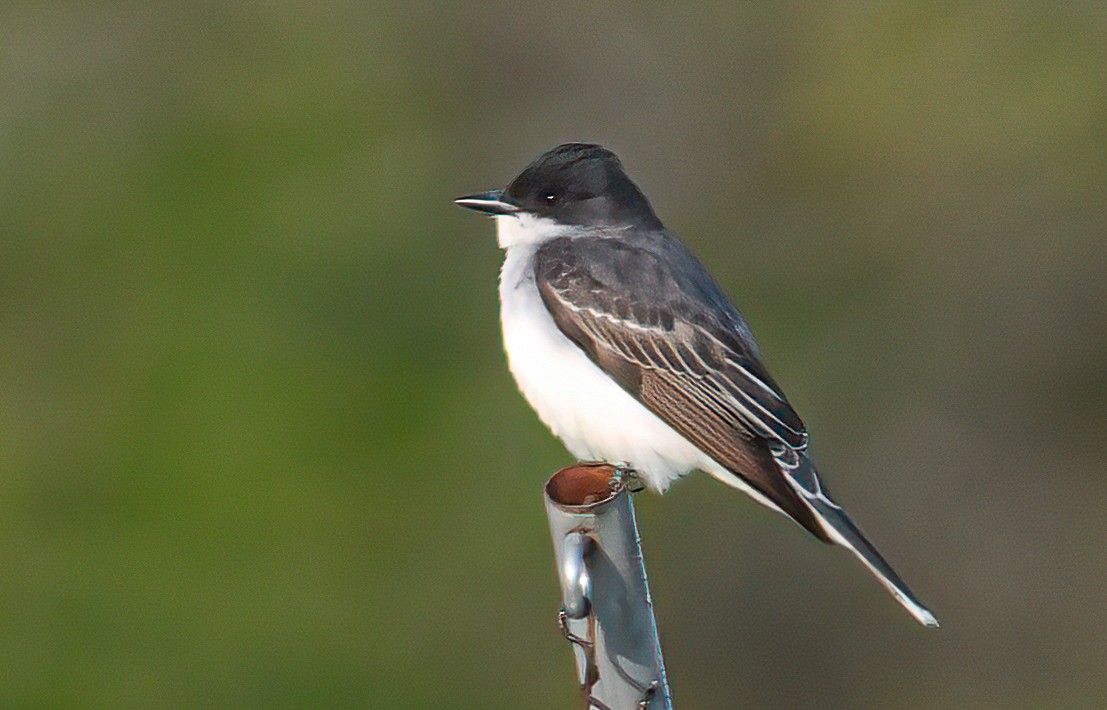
(455, 143), (660, 234)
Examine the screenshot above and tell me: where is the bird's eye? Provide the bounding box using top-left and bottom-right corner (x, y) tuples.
(545, 193), (559, 204)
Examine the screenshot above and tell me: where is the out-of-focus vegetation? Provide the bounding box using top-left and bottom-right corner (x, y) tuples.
(1, 3), (1104, 708)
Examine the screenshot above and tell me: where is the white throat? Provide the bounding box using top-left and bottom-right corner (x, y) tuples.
(494, 213), (574, 249)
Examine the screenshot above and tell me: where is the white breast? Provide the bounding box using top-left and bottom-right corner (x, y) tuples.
(497, 238), (706, 492)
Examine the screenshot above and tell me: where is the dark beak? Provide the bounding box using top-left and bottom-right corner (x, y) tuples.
(453, 190), (520, 216)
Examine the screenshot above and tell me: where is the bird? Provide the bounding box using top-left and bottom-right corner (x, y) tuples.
(454, 143), (938, 628)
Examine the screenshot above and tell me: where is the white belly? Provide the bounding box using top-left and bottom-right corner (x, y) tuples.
(498, 244), (706, 492)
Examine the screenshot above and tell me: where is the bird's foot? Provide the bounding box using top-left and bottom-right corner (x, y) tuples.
(613, 466), (646, 494)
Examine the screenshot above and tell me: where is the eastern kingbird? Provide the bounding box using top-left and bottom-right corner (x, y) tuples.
(455, 143), (938, 628)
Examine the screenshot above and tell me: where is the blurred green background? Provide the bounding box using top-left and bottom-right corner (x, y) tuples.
(2, 2), (1105, 708)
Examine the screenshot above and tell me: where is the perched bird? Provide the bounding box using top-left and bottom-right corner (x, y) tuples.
(455, 143), (938, 628)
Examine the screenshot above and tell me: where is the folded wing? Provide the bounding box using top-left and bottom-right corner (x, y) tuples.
(533, 235), (828, 540)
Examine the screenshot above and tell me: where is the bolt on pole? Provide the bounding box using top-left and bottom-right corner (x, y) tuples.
(544, 463), (673, 710)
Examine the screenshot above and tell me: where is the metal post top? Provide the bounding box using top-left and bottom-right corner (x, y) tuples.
(545, 463), (623, 511)
(544, 462), (673, 709)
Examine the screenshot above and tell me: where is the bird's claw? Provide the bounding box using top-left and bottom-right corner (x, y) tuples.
(613, 467), (646, 494)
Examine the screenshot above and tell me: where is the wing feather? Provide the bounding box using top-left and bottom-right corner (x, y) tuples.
(535, 237), (807, 449)
(534, 235), (828, 540)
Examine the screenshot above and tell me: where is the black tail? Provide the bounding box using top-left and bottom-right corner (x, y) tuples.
(781, 453), (940, 628)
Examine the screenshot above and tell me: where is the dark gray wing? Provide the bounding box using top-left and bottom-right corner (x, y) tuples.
(534, 234), (829, 541)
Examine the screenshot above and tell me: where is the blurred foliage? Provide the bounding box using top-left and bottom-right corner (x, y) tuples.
(1, 2), (1105, 708)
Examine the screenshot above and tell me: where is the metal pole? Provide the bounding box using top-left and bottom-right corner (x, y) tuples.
(544, 463), (673, 710)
